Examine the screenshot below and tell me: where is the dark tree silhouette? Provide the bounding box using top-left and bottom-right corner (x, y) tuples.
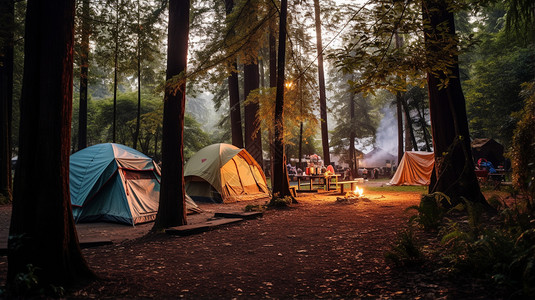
(271, 0), (294, 199)
(224, 0), (244, 149)
(423, 0), (487, 205)
(244, 62), (263, 169)
(152, 0), (190, 230)
(0, 0), (14, 203)
(313, 0), (330, 166)
(78, 0), (90, 151)
(7, 0), (94, 291)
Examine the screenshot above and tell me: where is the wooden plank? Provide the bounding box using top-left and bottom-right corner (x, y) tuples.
(165, 218), (244, 236)
(214, 211), (263, 220)
(80, 239), (113, 249)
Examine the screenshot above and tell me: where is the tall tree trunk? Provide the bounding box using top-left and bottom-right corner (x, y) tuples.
(272, 0), (293, 199)
(349, 85), (356, 179)
(78, 0), (90, 151)
(298, 78), (303, 167)
(224, 0), (243, 148)
(313, 0), (330, 166)
(404, 110), (413, 151)
(8, 0), (95, 290)
(394, 32), (405, 162)
(401, 96), (418, 151)
(268, 18), (277, 179)
(244, 63), (263, 168)
(0, 0), (14, 203)
(423, 0), (486, 206)
(416, 102), (432, 151)
(259, 57), (265, 88)
(133, 0), (141, 150)
(112, 0), (120, 143)
(396, 92), (404, 164)
(152, 0), (189, 230)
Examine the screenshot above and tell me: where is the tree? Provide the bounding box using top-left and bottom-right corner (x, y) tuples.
(0, 0), (14, 203)
(313, 0), (330, 166)
(271, 0), (294, 199)
(461, 2), (534, 148)
(152, 0), (190, 230)
(329, 73), (378, 177)
(131, 0), (167, 150)
(224, 0), (244, 148)
(244, 61), (263, 168)
(422, 0), (486, 205)
(77, 0), (90, 151)
(241, 1), (263, 169)
(8, 0), (94, 292)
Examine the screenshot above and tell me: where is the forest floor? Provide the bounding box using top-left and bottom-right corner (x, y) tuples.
(0, 180), (508, 299)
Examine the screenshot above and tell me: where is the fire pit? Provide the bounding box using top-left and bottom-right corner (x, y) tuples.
(336, 186), (369, 203)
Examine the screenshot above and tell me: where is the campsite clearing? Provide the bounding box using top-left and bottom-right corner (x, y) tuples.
(0, 184), (506, 298)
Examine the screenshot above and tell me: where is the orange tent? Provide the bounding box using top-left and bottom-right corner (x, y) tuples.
(389, 151), (434, 186)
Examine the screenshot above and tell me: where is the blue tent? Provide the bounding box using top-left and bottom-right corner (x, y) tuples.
(70, 143), (199, 225)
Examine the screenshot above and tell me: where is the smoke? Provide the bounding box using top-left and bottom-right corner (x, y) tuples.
(374, 105), (398, 155)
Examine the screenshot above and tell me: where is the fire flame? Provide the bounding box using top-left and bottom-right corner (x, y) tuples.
(354, 186), (364, 197)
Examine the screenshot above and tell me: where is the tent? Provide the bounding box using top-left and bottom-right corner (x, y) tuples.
(185, 143), (270, 203)
(389, 151), (434, 186)
(70, 143), (200, 225)
(471, 138), (505, 168)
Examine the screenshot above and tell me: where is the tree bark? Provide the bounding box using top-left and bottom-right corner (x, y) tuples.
(152, 0), (189, 230)
(396, 92), (404, 164)
(423, 0), (487, 206)
(271, 0), (293, 199)
(112, 0), (120, 143)
(0, 0), (14, 203)
(313, 0), (330, 166)
(401, 96), (418, 151)
(78, 0), (90, 151)
(268, 18), (277, 179)
(224, 0), (243, 149)
(416, 102), (432, 151)
(8, 0), (95, 290)
(349, 85), (356, 179)
(244, 62), (263, 169)
(133, 0), (141, 150)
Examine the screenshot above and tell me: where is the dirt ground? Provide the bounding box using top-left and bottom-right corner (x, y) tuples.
(0, 184), (500, 299)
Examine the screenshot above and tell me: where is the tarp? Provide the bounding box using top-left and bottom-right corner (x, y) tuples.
(185, 143), (270, 203)
(70, 143), (200, 225)
(389, 151), (434, 186)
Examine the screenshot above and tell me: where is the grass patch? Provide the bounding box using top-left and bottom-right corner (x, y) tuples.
(244, 204), (266, 212)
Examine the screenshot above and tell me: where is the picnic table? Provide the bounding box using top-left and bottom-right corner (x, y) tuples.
(294, 174), (341, 191)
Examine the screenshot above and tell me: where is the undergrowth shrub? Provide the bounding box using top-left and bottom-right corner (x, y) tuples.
(244, 204), (266, 212)
(385, 229), (422, 267)
(398, 186), (535, 297)
(0, 264), (65, 298)
(407, 192), (451, 230)
(510, 81), (535, 211)
(268, 194), (292, 208)
(439, 200), (535, 297)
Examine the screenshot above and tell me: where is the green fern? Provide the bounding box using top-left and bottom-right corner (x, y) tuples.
(385, 229), (423, 267)
(407, 192), (451, 230)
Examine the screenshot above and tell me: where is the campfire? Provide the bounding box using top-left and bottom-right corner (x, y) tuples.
(336, 186), (368, 203)
(347, 186), (364, 198)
